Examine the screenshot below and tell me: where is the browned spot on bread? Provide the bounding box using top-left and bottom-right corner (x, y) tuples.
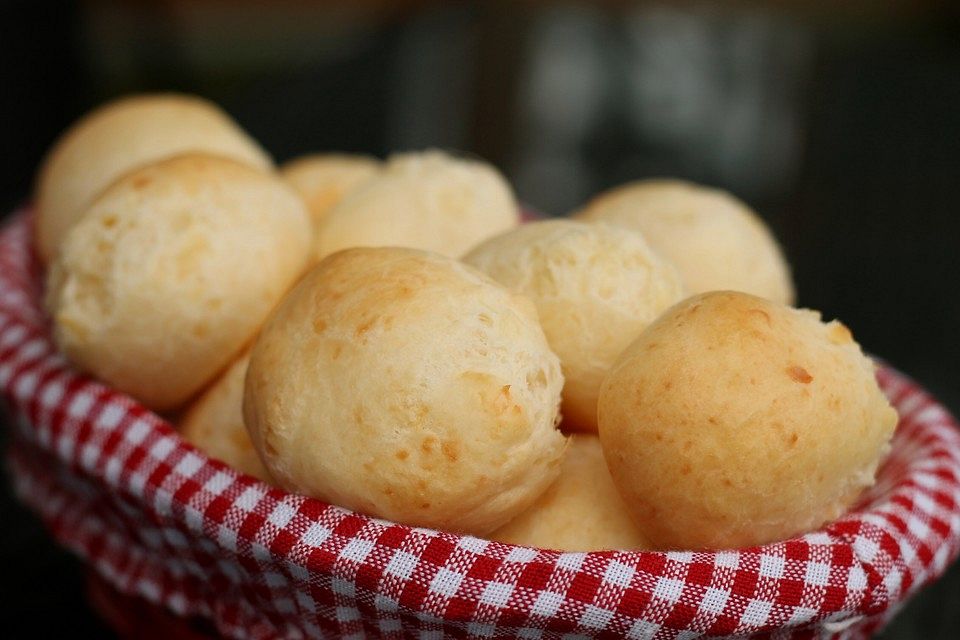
(788, 432), (799, 447)
(312, 317), (327, 333)
(395, 449), (409, 461)
(132, 176), (152, 190)
(787, 366), (813, 384)
(355, 317), (376, 337)
(332, 343), (343, 360)
(421, 436), (436, 454)
(681, 463), (692, 476)
(441, 440), (459, 462)
(662, 380), (673, 390)
(707, 416), (718, 425)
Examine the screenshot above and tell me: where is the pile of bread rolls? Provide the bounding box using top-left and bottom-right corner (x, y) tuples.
(37, 93), (898, 552)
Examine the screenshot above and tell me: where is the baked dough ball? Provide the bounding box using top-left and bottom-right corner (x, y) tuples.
(598, 291), (898, 550)
(46, 154), (311, 411)
(280, 154), (380, 230)
(35, 93), (273, 263)
(244, 247), (566, 535)
(491, 435), (649, 551)
(180, 352), (269, 482)
(464, 220), (684, 432)
(575, 179), (794, 305)
(315, 150), (519, 260)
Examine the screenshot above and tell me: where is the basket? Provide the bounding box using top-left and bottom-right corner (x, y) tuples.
(2, 209), (960, 639)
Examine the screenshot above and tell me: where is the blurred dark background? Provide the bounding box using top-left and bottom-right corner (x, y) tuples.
(1, 0), (959, 637)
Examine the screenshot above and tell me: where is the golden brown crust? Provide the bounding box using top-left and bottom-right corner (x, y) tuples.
(314, 150), (519, 261)
(46, 154), (311, 411)
(464, 219), (685, 432)
(35, 93), (273, 264)
(244, 246), (566, 535)
(598, 291), (898, 550)
(575, 179), (795, 305)
(179, 352), (271, 482)
(490, 434), (649, 551)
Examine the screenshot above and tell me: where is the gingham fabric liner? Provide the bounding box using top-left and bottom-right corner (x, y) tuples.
(2, 211), (960, 640)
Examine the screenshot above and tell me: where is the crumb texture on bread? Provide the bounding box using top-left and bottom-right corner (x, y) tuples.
(465, 219), (684, 431)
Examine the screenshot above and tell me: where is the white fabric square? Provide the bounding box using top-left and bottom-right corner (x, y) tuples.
(804, 561), (831, 586)
(332, 577), (356, 597)
(341, 538), (375, 563)
(303, 522), (332, 548)
(40, 379), (64, 406)
(652, 577), (684, 604)
(66, 391), (93, 418)
(532, 591), (564, 617)
(429, 568), (463, 597)
(700, 587), (730, 614)
(742, 599), (772, 626)
(580, 604), (614, 629)
(604, 560), (635, 588)
(335, 606), (360, 621)
(759, 554), (785, 578)
(556, 553), (585, 572)
(296, 590), (318, 613)
(628, 619), (660, 639)
(386, 551), (419, 579)
(457, 536), (489, 554)
(715, 551), (740, 568)
(847, 563), (868, 591)
(125, 418), (151, 446)
(235, 486), (265, 513)
(480, 582), (513, 608)
(267, 502), (297, 528)
(148, 436), (176, 460)
(506, 545), (538, 563)
(99, 404), (126, 429)
(466, 622), (495, 637)
(174, 452), (204, 478)
(203, 471), (233, 496)
(374, 594), (398, 613)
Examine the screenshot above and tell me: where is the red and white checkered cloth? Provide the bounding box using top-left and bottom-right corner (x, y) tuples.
(2, 210), (960, 639)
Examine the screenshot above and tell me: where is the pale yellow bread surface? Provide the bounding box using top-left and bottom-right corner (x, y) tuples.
(280, 154), (380, 231)
(575, 179), (794, 305)
(491, 434), (649, 551)
(244, 247), (566, 535)
(46, 154), (311, 411)
(180, 352), (270, 482)
(315, 150), (519, 260)
(464, 219), (684, 432)
(598, 291), (898, 550)
(35, 93), (273, 263)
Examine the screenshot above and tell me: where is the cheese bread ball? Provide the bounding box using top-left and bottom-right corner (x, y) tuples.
(575, 179), (794, 305)
(35, 93), (273, 263)
(464, 220), (684, 432)
(314, 150), (519, 260)
(180, 352), (269, 482)
(244, 247), (566, 535)
(491, 435), (649, 551)
(46, 154), (311, 411)
(598, 291), (898, 550)
(280, 154), (380, 230)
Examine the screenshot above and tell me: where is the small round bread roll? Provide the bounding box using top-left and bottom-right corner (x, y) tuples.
(575, 179), (794, 305)
(598, 291), (898, 550)
(464, 220), (684, 432)
(180, 352), (269, 482)
(280, 154), (380, 230)
(491, 435), (649, 551)
(35, 93), (273, 263)
(47, 154), (311, 411)
(314, 150), (519, 260)
(244, 247), (566, 535)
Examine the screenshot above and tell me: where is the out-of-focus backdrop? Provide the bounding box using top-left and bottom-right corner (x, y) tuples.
(1, 1), (959, 637)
